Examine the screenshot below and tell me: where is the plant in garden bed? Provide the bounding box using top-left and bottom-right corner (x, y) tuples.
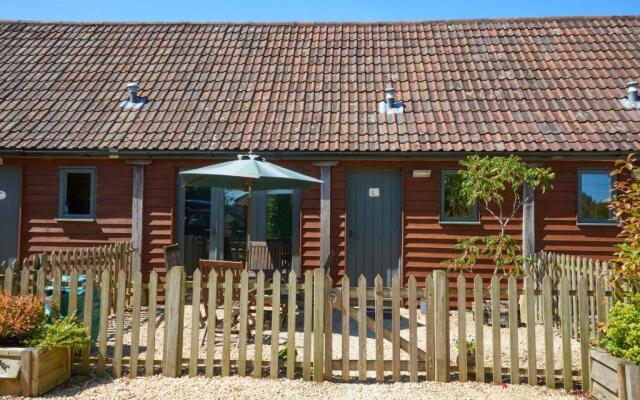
(599, 293), (640, 364)
(0, 291), (90, 396)
(0, 291), (89, 351)
(442, 155), (555, 275)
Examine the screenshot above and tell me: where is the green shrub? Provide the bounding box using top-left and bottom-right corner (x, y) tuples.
(26, 315), (90, 352)
(601, 294), (640, 364)
(0, 292), (45, 346)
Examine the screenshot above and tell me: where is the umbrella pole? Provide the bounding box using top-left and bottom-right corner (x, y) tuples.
(245, 183), (253, 270)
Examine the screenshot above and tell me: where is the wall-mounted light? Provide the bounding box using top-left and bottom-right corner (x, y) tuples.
(412, 169), (432, 178)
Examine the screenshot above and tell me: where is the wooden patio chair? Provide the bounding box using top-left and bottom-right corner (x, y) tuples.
(163, 243), (182, 270)
(157, 243), (183, 328)
(198, 259), (257, 343)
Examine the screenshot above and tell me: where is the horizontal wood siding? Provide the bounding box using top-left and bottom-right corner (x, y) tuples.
(536, 161), (619, 260)
(6, 158), (132, 258)
(5, 157), (621, 282)
(300, 164), (321, 273)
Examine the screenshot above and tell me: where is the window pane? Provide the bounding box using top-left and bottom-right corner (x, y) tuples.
(580, 171), (612, 221)
(223, 189), (248, 261)
(443, 172), (474, 219)
(184, 185), (211, 271)
(266, 192), (293, 240)
(65, 172), (92, 215)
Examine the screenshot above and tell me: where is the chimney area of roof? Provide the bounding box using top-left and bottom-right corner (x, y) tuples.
(120, 82), (148, 110)
(621, 81), (640, 109)
(379, 87), (404, 115)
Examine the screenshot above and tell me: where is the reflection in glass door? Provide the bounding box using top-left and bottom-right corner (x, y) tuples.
(183, 186), (212, 274)
(179, 177), (297, 273)
(223, 189), (248, 261)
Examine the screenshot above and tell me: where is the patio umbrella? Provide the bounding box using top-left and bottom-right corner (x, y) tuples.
(180, 153), (322, 266)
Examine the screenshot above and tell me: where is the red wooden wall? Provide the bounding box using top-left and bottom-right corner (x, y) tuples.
(5, 157), (620, 284)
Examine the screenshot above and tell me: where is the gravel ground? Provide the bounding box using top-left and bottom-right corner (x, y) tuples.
(105, 303), (582, 378)
(4, 375), (592, 400)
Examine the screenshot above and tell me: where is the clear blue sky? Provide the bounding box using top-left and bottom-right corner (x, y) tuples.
(2, 0), (639, 23)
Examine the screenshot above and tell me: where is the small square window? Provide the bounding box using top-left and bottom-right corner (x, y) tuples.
(58, 167), (96, 219)
(577, 170), (615, 224)
(440, 170), (478, 223)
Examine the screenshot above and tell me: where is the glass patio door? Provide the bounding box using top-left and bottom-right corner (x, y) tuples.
(177, 172), (300, 274)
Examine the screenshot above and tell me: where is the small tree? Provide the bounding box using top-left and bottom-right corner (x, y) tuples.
(609, 153), (640, 292)
(443, 155), (555, 275)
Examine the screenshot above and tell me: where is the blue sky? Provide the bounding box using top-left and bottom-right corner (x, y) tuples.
(2, 0), (639, 22)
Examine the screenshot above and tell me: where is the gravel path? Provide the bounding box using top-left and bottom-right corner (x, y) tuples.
(5, 375), (592, 400)
(105, 303), (582, 378)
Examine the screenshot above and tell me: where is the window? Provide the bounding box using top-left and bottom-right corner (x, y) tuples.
(578, 170), (615, 224)
(440, 170), (478, 223)
(58, 167), (96, 219)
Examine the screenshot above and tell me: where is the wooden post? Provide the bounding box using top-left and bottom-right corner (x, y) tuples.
(426, 275), (436, 381)
(560, 276), (573, 391)
(286, 271), (297, 380)
(491, 275), (501, 383)
(163, 266), (185, 378)
(457, 274), (467, 382)
(473, 275), (485, 383)
(238, 270), (249, 377)
(222, 269), (233, 377)
(313, 161), (339, 269)
(578, 277), (590, 392)
(342, 275), (351, 381)
(543, 275), (555, 389)
(525, 276), (536, 385)
(303, 270), (313, 381)
(271, 270), (282, 379)
(508, 276), (519, 384)
(96, 270), (110, 377)
(358, 275), (367, 381)
(128, 161), (149, 275)
(145, 271), (158, 376)
(522, 182), (535, 258)
(375, 275), (384, 382)
(313, 268), (325, 382)
(205, 270), (217, 378)
(392, 275), (401, 381)
(409, 275), (418, 382)
(189, 269), (201, 377)
(130, 270), (142, 378)
(324, 274), (333, 379)
(433, 270), (449, 382)
(113, 270), (126, 378)
(253, 271), (265, 378)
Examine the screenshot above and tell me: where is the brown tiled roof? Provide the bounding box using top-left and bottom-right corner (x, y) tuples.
(0, 16), (640, 154)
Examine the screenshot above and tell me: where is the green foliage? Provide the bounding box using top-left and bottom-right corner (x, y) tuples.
(267, 193), (293, 240)
(610, 154), (640, 291)
(278, 344), (298, 361)
(443, 155), (555, 275)
(600, 293), (640, 364)
(25, 315), (90, 352)
(443, 235), (525, 276)
(443, 172), (475, 218)
(0, 292), (45, 347)
(456, 338), (476, 354)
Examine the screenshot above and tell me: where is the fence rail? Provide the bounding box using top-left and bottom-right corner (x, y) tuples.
(0, 247), (625, 392)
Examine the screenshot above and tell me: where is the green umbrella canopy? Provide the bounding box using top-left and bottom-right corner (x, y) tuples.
(179, 153), (323, 190)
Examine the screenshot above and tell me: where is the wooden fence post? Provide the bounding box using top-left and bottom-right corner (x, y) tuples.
(313, 268), (325, 382)
(433, 270), (449, 382)
(163, 266), (185, 378)
(578, 276), (590, 392)
(96, 270), (110, 377)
